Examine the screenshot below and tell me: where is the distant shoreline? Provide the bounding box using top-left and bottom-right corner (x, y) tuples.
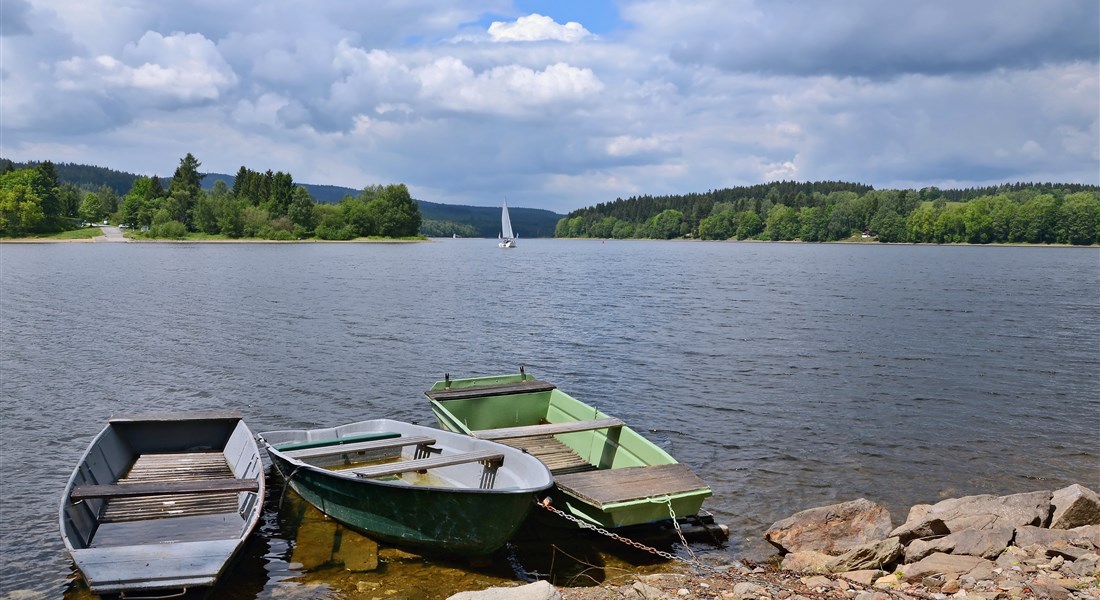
(1, 236), (1095, 248)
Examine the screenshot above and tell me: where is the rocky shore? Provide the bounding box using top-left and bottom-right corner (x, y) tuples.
(448, 484), (1100, 600)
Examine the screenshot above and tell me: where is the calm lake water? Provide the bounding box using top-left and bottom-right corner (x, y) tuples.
(2, 239), (1098, 598)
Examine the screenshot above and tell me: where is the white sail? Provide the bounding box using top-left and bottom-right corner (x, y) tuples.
(501, 200), (515, 240)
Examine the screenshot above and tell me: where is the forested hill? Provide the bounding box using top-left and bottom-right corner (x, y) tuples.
(556, 180), (1100, 245)
(568, 181), (874, 222)
(4, 160), (562, 238)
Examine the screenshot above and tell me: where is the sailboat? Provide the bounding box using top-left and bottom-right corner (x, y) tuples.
(498, 199), (517, 248)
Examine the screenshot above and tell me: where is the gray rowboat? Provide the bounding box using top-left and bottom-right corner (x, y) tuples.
(59, 411), (265, 595)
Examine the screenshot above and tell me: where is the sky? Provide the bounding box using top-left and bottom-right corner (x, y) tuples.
(2, 1), (1098, 214)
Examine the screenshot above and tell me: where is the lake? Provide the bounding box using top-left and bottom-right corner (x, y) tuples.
(1, 239), (1097, 598)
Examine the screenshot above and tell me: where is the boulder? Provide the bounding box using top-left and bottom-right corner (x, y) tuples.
(765, 498), (893, 555)
(826, 537), (903, 573)
(1015, 524), (1100, 549)
(1050, 484), (1100, 529)
(948, 527), (1015, 559)
(446, 581), (559, 600)
(890, 491), (1051, 541)
(905, 536), (954, 563)
(897, 552), (995, 583)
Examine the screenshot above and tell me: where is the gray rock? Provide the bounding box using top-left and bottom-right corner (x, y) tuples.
(898, 552), (995, 583)
(905, 536), (954, 563)
(732, 581), (766, 599)
(906, 528), (1012, 563)
(1015, 524), (1100, 549)
(826, 537), (904, 573)
(1063, 552), (1098, 577)
(949, 527), (1015, 559)
(781, 550), (833, 573)
(890, 491), (1052, 541)
(765, 498), (893, 555)
(632, 581), (668, 599)
(1049, 484), (1100, 529)
(446, 581), (560, 600)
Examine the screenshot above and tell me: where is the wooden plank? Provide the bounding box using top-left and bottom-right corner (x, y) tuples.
(283, 435), (436, 460)
(351, 449), (504, 478)
(496, 435), (595, 474)
(425, 379), (556, 401)
(72, 478), (259, 501)
(554, 464), (709, 508)
(473, 417), (624, 441)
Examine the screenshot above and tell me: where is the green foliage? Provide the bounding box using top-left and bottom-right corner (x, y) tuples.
(287, 187), (315, 232)
(148, 220), (188, 239)
(365, 184), (421, 237)
(643, 209), (685, 239)
(798, 206), (828, 242)
(0, 168), (51, 235)
(420, 220), (478, 238)
(764, 204), (799, 240)
(79, 193), (104, 222)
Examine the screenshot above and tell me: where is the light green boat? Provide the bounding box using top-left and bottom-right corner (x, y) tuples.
(425, 369), (712, 530)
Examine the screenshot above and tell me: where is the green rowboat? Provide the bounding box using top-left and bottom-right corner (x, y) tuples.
(258, 419), (553, 555)
(425, 370), (712, 530)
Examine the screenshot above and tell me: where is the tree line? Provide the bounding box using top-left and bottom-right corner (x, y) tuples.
(555, 182), (1100, 245)
(0, 154), (422, 240)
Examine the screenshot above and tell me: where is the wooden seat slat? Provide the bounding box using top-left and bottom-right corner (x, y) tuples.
(283, 435), (436, 460)
(351, 449), (504, 479)
(71, 478), (259, 501)
(472, 417), (624, 441)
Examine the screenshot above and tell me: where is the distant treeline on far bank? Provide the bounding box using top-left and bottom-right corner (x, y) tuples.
(556, 181), (1100, 245)
(0, 154), (423, 240)
(2, 154), (1098, 245)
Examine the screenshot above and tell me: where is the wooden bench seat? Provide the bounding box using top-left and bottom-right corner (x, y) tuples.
(71, 478), (260, 501)
(283, 435), (436, 460)
(425, 379), (557, 401)
(351, 449), (504, 479)
(472, 417), (624, 441)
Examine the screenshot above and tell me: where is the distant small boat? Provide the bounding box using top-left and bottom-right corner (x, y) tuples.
(498, 199), (517, 248)
(60, 412), (265, 596)
(258, 419), (552, 555)
(426, 369), (712, 530)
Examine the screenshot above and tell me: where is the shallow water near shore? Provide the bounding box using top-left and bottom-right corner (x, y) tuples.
(1, 239), (1097, 598)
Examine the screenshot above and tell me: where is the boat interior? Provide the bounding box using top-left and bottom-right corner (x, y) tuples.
(427, 374), (712, 524)
(63, 418), (262, 551)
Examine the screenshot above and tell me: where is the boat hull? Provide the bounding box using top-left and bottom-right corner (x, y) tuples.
(426, 372), (712, 530)
(259, 419), (552, 556)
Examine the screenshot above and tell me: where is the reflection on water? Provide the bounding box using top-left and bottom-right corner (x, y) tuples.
(207, 474), (706, 599)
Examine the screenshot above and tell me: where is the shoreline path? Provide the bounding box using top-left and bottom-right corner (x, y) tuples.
(95, 225), (128, 242)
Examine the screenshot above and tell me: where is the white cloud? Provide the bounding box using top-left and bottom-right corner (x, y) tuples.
(55, 31), (237, 102)
(606, 135), (666, 157)
(3, 1), (1096, 214)
(487, 14), (592, 43)
(416, 59), (603, 115)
